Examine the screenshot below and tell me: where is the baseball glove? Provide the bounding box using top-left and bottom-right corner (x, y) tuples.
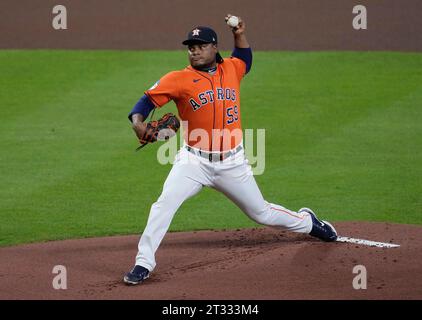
(138, 113), (180, 148)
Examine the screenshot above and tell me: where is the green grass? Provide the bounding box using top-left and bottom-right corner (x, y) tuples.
(0, 50), (421, 246)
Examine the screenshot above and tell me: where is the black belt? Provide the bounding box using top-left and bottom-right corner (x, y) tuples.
(185, 145), (243, 162)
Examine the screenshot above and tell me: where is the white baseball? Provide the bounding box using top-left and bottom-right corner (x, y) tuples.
(227, 16), (239, 28)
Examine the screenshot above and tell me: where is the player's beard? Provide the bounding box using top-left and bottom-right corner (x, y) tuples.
(191, 57), (217, 71)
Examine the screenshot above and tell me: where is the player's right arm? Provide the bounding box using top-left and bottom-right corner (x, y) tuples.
(226, 14), (249, 48)
(225, 14), (253, 77)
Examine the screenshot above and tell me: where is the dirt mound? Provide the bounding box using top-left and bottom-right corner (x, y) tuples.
(0, 222), (421, 299)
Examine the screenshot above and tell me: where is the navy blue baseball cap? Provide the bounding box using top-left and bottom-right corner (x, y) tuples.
(182, 26), (223, 63)
(182, 26), (218, 45)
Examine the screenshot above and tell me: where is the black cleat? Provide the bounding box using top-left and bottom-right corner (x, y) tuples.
(123, 265), (150, 285)
(299, 207), (338, 242)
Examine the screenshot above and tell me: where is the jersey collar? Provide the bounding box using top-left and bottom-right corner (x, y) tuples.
(187, 64), (221, 78)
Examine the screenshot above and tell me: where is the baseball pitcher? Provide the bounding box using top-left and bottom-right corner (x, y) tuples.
(124, 14), (337, 285)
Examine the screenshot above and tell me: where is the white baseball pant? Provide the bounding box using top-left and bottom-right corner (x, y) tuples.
(135, 144), (313, 271)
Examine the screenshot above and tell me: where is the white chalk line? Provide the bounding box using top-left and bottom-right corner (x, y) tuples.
(336, 236), (400, 248)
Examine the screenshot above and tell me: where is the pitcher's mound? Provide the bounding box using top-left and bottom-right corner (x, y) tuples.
(0, 222), (421, 299)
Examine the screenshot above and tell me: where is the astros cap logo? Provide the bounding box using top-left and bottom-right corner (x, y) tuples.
(192, 28), (201, 36)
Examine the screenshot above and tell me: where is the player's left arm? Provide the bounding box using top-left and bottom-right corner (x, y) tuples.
(128, 95), (155, 140)
(225, 14), (253, 74)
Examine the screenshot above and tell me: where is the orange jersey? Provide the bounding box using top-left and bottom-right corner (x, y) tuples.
(145, 57), (246, 152)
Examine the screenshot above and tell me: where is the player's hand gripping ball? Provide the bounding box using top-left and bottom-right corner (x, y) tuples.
(140, 113), (180, 145)
(226, 15), (239, 28)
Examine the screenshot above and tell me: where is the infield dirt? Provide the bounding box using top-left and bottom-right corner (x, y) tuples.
(1, 222), (421, 299)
